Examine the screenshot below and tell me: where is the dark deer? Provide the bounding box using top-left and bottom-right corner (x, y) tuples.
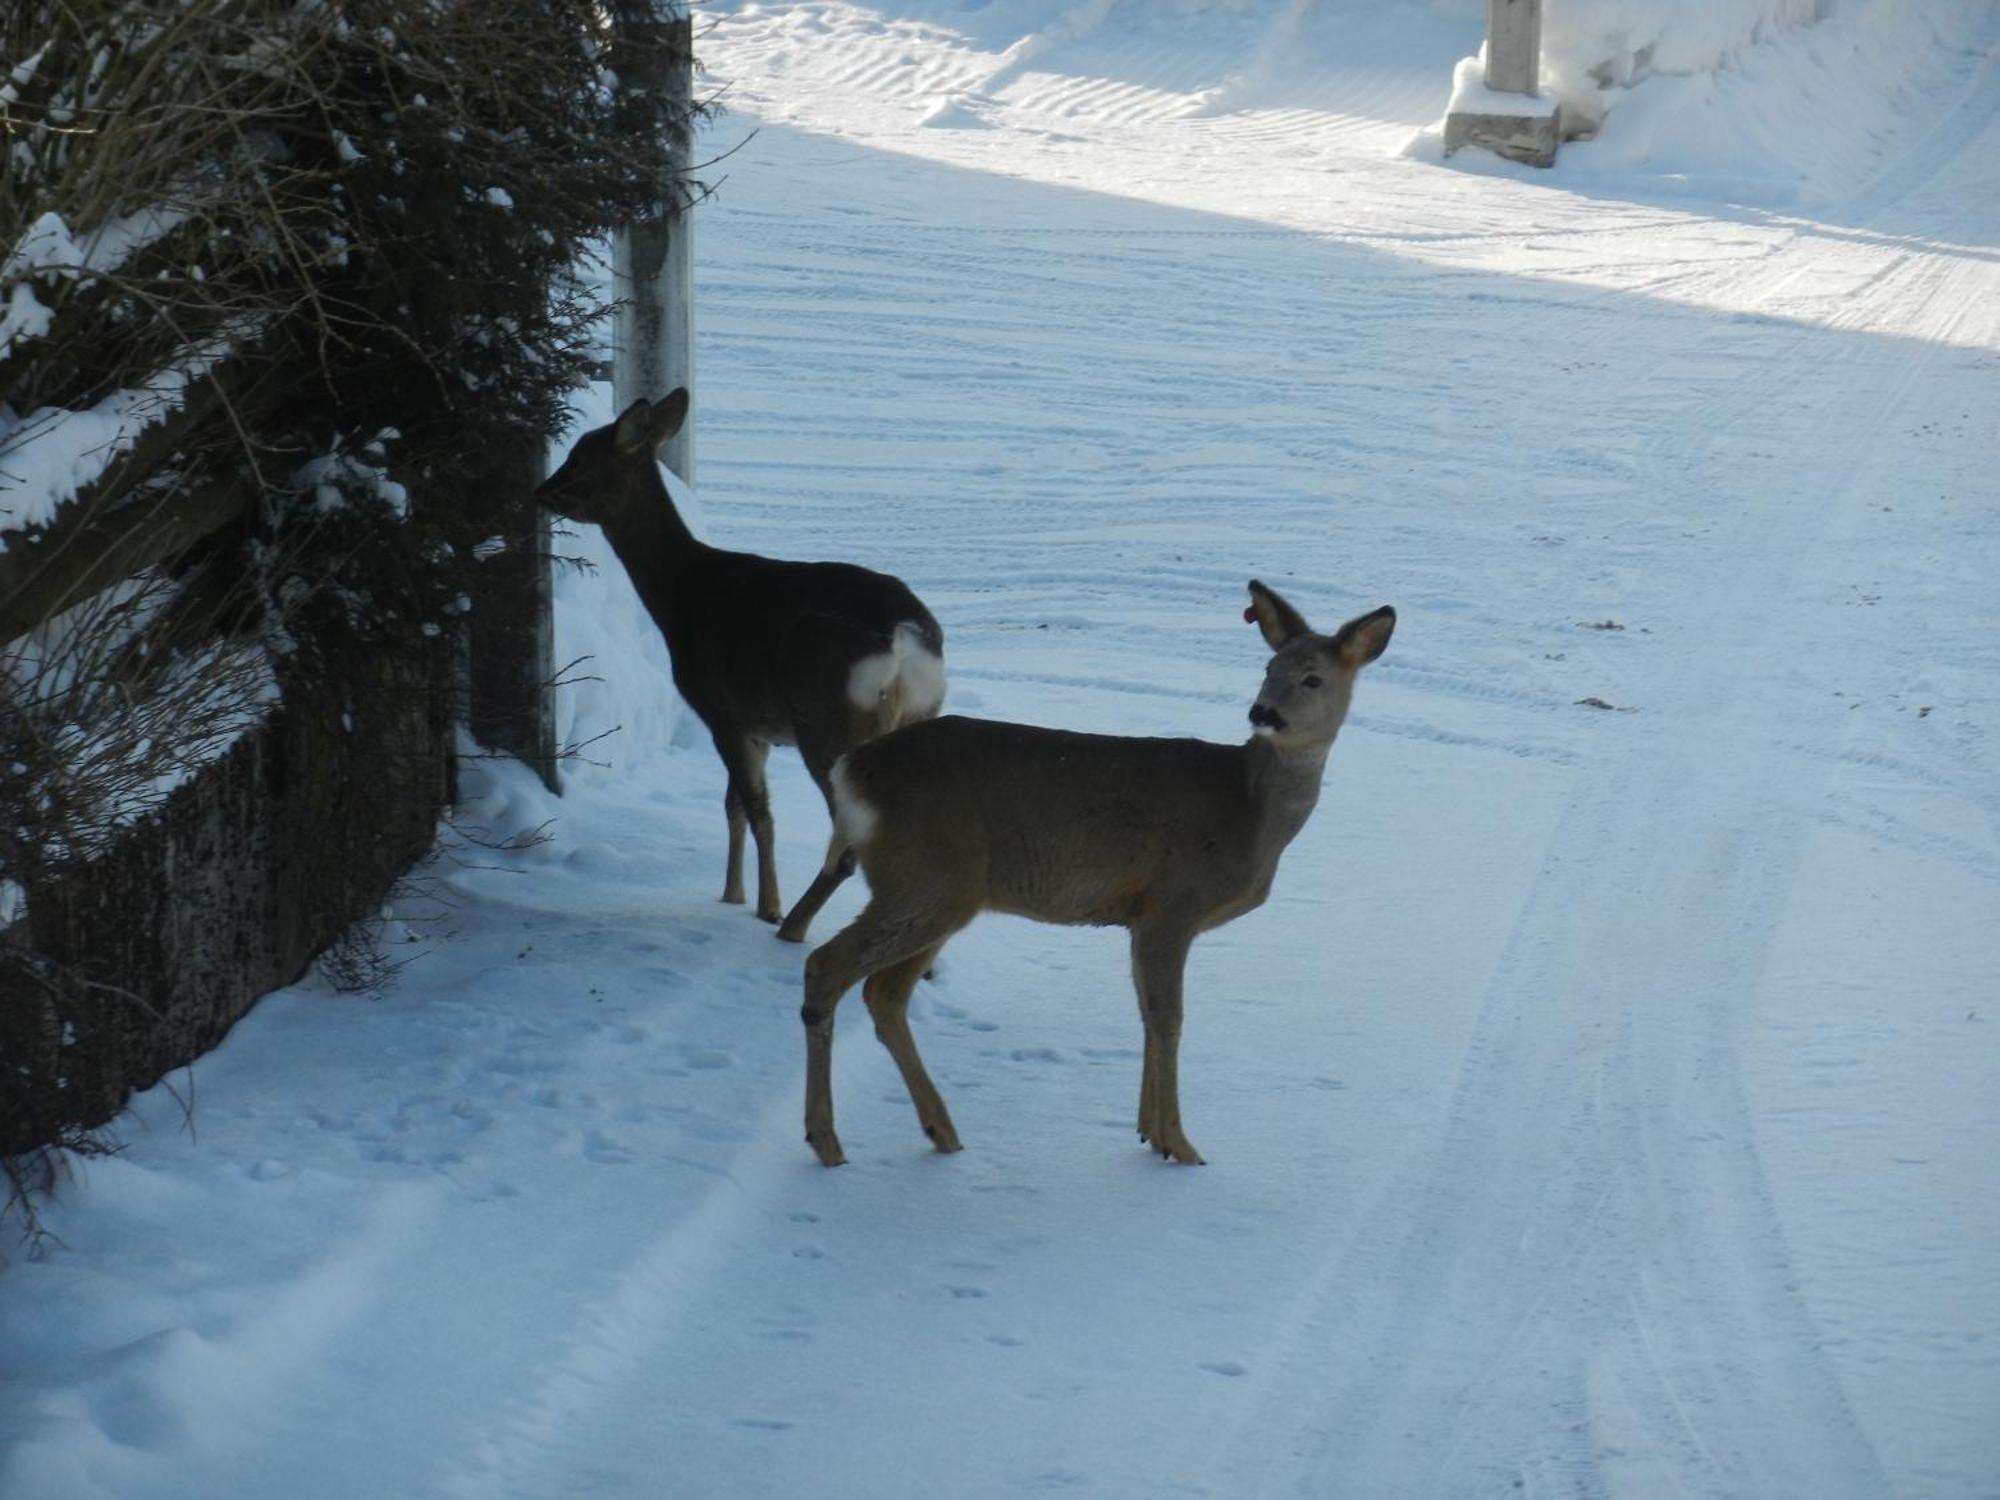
(800, 581), (1393, 1166)
(537, 390), (945, 940)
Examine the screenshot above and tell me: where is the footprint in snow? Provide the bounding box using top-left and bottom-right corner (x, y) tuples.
(583, 1131), (634, 1165)
(1199, 1360), (1248, 1377)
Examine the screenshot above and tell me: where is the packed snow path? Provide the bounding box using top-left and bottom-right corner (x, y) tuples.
(5, 4), (1997, 1497)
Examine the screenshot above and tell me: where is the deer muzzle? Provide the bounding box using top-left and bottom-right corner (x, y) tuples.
(1248, 703), (1286, 733)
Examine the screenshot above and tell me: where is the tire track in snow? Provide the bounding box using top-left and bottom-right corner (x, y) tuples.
(1204, 104), (2000, 1496)
(669, 20), (1994, 1495)
(433, 1089), (807, 1500)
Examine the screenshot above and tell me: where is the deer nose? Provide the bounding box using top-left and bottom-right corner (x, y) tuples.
(1248, 703), (1286, 731)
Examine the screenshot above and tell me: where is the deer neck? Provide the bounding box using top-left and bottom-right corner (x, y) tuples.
(1242, 734), (1332, 862)
(598, 474), (707, 623)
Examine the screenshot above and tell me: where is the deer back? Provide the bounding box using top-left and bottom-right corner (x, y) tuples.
(655, 550), (942, 744)
(836, 716), (1270, 929)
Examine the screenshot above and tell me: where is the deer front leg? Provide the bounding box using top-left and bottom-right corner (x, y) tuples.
(715, 734), (782, 921)
(722, 782), (748, 906)
(1131, 925), (1203, 1165)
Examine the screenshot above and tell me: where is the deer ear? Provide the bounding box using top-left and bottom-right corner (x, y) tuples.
(1332, 605), (1396, 667)
(613, 398), (656, 455)
(649, 387), (690, 449)
(1246, 580), (1313, 650)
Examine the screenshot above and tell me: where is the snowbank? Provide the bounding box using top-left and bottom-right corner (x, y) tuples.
(1545, 0), (1820, 94)
(1428, 0), (1994, 203)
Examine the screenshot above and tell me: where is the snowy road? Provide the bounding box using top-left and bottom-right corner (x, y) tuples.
(5, 4), (1998, 1497)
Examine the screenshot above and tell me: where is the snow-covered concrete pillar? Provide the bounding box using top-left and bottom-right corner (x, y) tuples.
(1444, 0), (1562, 168)
(611, 1), (696, 488)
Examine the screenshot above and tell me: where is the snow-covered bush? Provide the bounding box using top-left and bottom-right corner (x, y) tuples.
(1, 0), (704, 1217)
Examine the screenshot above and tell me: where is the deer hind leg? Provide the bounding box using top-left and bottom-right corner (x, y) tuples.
(776, 738), (856, 944)
(1131, 924), (1204, 1165)
(863, 943), (959, 1154)
(777, 840), (855, 944)
(802, 903), (962, 1167)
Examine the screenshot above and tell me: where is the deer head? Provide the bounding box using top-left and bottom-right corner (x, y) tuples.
(535, 389), (690, 526)
(1244, 580), (1395, 755)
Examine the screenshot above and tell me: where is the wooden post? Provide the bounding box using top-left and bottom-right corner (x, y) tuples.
(1484, 0), (1541, 97)
(611, 1), (695, 487)
(466, 430), (559, 791)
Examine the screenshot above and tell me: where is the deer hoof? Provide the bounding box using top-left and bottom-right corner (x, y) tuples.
(1149, 1130), (1205, 1165)
(775, 920), (808, 944)
(924, 1123), (963, 1154)
(807, 1133), (847, 1168)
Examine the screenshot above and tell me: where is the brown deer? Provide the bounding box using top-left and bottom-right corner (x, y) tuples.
(537, 390), (945, 941)
(800, 580), (1393, 1166)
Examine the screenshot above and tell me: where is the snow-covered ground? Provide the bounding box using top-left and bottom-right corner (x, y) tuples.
(6, 2), (1999, 1495)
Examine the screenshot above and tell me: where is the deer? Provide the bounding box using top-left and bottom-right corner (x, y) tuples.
(536, 389), (946, 942)
(799, 580), (1394, 1167)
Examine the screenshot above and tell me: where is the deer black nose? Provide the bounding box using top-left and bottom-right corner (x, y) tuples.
(1248, 703), (1285, 730)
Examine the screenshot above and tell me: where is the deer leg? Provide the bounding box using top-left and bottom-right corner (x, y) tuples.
(776, 738), (855, 943)
(862, 943), (959, 1154)
(714, 734), (781, 922)
(1131, 925), (1203, 1165)
(802, 904), (961, 1167)
(722, 782), (748, 906)
(1136, 993), (1159, 1144)
(777, 840), (855, 944)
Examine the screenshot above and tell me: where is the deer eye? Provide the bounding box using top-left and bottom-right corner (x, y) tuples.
(1302, 674), (1323, 689)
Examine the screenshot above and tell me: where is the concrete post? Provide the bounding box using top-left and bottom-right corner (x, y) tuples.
(1444, 0), (1561, 168)
(1484, 0), (1542, 96)
(611, 2), (696, 487)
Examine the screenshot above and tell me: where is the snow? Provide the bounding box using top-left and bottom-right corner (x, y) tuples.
(1534, 0), (1994, 201)
(0, 206), (189, 288)
(0, 350), (225, 548)
(1445, 51), (1563, 117)
(5, 3), (1999, 1497)
(1, 207), (208, 546)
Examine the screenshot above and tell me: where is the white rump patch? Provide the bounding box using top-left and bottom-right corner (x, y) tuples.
(845, 621), (947, 724)
(829, 756), (878, 850)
